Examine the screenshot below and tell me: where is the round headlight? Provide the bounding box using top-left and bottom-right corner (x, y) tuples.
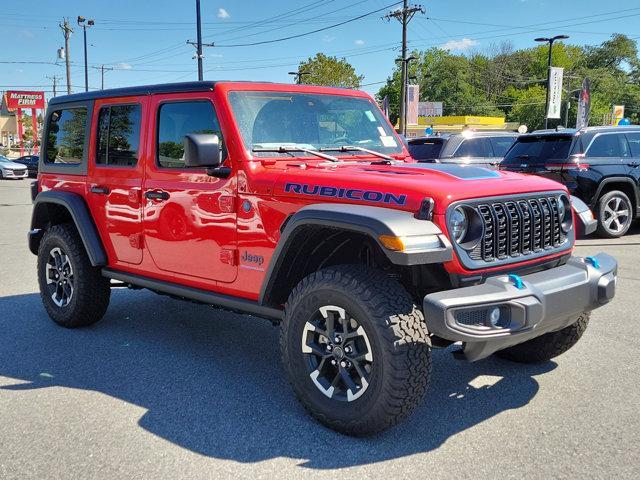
(449, 207), (468, 243)
(559, 195), (572, 233)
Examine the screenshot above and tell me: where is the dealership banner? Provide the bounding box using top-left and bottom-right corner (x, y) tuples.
(407, 84), (419, 125)
(547, 67), (564, 119)
(576, 77), (591, 129)
(3, 91), (45, 111)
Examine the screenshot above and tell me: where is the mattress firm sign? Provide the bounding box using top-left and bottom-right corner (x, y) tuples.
(547, 67), (564, 119)
(4, 91), (45, 111)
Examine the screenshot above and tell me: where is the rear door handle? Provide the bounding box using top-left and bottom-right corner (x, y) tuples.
(145, 190), (170, 201)
(90, 185), (110, 195)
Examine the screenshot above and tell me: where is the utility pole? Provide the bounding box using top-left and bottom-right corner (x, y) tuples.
(187, 0), (214, 81)
(384, 1), (424, 137)
(46, 75), (62, 96)
(92, 65), (114, 89)
(288, 70), (310, 84)
(59, 19), (73, 94)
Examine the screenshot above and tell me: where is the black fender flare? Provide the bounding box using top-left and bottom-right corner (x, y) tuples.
(259, 203), (452, 305)
(29, 191), (107, 266)
(592, 176), (639, 210)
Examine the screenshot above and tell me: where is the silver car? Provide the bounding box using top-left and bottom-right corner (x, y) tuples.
(0, 156), (28, 179)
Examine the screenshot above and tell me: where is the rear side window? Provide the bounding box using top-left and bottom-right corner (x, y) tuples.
(157, 101), (223, 168)
(626, 132), (640, 157)
(408, 140), (443, 160)
(96, 104), (142, 167)
(586, 134), (628, 158)
(502, 136), (572, 165)
(490, 137), (516, 157)
(45, 107), (87, 164)
(454, 138), (490, 158)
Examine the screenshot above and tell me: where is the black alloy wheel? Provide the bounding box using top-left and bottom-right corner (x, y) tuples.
(302, 305), (373, 402)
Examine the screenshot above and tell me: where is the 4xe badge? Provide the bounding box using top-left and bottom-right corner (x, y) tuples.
(241, 251), (265, 270)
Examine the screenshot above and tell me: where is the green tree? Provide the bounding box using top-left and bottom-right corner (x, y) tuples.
(298, 53), (364, 89)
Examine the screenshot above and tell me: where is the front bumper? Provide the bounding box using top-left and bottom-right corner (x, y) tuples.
(423, 253), (617, 361)
(1, 169), (28, 178)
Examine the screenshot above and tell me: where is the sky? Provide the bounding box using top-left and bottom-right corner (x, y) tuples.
(1, 0), (639, 101)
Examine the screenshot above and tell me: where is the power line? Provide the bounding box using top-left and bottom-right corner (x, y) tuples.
(214, 2), (403, 48)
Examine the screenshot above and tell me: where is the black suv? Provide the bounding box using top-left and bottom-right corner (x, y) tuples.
(408, 131), (518, 168)
(500, 126), (640, 238)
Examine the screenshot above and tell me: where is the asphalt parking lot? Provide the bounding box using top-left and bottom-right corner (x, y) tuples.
(0, 179), (639, 480)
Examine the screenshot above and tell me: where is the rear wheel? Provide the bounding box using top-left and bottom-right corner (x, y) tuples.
(495, 313), (590, 363)
(280, 265), (432, 436)
(596, 190), (633, 238)
(37, 224), (110, 327)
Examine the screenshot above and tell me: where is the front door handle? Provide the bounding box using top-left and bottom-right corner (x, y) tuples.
(145, 190), (170, 201)
(90, 185), (110, 195)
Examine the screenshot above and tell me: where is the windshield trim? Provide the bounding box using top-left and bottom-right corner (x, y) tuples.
(226, 89), (404, 161)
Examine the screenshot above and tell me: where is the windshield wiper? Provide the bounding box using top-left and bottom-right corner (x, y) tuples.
(320, 145), (395, 163)
(252, 146), (338, 162)
(514, 154), (532, 159)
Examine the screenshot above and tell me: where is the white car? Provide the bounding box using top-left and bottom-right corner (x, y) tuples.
(0, 156), (28, 179)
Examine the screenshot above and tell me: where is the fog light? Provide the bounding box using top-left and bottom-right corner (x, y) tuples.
(489, 307), (501, 326)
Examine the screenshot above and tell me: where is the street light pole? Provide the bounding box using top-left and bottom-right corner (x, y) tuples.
(77, 16), (94, 92)
(288, 70), (310, 84)
(535, 35), (569, 129)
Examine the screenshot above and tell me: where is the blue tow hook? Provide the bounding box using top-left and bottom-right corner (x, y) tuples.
(508, 274), (525, 290)
(585, 256), (600, 269)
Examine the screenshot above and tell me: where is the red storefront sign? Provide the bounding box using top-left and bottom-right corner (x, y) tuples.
(4, 91), (45, 111)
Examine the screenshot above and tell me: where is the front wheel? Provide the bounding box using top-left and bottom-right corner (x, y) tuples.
(495, 313), (590, 363)
(280, 265), (432, 436)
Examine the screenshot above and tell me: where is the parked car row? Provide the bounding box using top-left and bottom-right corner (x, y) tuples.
(0, 155), (38, 179)
(408, 126), (640, 238)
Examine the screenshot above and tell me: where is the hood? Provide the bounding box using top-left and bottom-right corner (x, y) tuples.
(272, 161), (566, 215)
(0, 160), (27, 170)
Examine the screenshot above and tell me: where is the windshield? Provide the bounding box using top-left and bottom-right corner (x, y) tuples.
(502, 136), (573, 165)
(228, 91), (402, 157)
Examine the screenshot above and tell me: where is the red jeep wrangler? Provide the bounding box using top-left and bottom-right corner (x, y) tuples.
(29, 81), (617, 435)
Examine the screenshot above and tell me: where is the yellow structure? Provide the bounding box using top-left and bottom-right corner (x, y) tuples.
(403, 115), (520, 138)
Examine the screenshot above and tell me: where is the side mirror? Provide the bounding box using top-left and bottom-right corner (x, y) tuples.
(183, 133), (222, 168)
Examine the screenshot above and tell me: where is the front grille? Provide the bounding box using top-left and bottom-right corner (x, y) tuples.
(467, 194), (569, 264)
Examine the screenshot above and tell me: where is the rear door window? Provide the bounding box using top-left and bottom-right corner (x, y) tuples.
(454, 138), (490, 158)
(490, 137), (517, 157)
(96, 104), (142, 167)
(586, 133), (626, 158)
(502, 136), (573, 165)
(45, 107), (87, 165)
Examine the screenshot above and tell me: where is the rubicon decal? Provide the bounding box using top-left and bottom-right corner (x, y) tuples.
(285, 182), (406, 206)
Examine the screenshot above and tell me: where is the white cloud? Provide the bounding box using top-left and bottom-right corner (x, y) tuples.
(354, 39), (365, 46)
(322, 35), (335, 43)
(217, 8), (230, 19)
(440, 38), (478, 52)
(116, 62), (132, 70)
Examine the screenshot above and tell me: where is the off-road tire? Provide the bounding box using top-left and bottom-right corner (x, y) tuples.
(596, 190), (633, 238)
(495, 313), (590, 363)
(37, 223), (111, 327)
(280, 265), (432, 436)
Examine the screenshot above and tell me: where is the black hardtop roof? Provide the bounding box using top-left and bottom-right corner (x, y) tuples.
(47, 81), (218, 105)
